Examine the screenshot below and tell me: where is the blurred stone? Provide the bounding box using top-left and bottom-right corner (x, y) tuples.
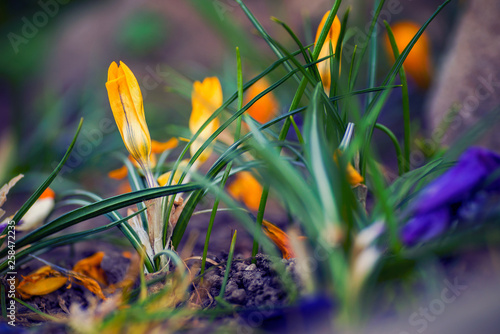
(426, 0), (500, 149)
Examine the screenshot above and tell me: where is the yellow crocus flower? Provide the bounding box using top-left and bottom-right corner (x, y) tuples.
(385, 21), (432, 89)
(315, 11), (342, 94)
(227, 171), (263, 211)
(189, 77), (222, 164)
(244, 77), (279, 124)
(106, 61), (152, 172)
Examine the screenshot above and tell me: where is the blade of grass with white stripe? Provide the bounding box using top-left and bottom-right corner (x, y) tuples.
(123, 157), (149, 231)
(304, 84), (340, 228)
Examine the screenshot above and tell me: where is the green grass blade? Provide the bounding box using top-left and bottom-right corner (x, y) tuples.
(350, 0), (387, 89)
(311, 1), (342, 60)
(217, 230), (237, 302)
(375, 123), (404, 175)
(0, 209), (148, 274)
(201, 47), (245, 280)
(0, 183), (201, 259)
(0, 118), (83, 246)
(366, 150), (401, 252)
(366, 0), (381, 108)
(271, 16), (312, 65)
(384, 21), (411, 173)
(123, 158), (149, 232)
(304, 84), (339, 226)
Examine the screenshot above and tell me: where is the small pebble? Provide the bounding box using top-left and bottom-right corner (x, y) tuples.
(245, 264), (256, 271)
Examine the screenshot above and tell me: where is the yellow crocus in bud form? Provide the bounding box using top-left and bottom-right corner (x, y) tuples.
(244, 77), (279, 124)
(385, 21), (432, 89)
(189, 77), (222, 164)
(315, 11), (342, 94)
(106, 61), (152, 174)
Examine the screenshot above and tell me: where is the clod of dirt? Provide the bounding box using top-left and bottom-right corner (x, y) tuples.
(199, 253), (300, 308)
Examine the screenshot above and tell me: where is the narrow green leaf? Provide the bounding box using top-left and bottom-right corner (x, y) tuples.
(0, 183), (201, 258)
(0, 118), (83, 246)
(217, 230), (237, 300)
(384, 21), (411, 173)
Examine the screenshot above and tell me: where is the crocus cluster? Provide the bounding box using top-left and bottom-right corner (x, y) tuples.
(401, 147), (500, 246)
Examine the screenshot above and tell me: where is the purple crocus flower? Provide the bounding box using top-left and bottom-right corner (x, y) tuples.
(401, 147), (500, 246)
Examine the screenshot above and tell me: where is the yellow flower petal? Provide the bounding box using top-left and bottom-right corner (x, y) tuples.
(17, 266), (68, 299)
(158, 160), (189, 186)
(346, 164), (364, 185)
(189, 77), (222, 164)
(385, 21), (432, 88)
(334, 150), (364, 186)
(73, 252), (107, 286)
(315, 11), (342, 94)
(106, 61), (151, 169)
(227, 171), (263, 211)
(244, 78), (279, 124)
(108, 165), (129, 180)
(151, 138), (179, 154)
(262, 220), (296, 260)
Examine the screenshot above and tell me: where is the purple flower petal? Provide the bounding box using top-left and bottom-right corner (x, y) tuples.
(413, 147), (500, 214)
(401, 208), (450, 246)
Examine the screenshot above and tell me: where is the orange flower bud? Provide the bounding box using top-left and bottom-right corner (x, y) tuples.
(106, 61), (152, 169)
